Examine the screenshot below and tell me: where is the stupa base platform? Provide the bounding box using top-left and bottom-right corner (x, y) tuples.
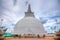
(5, 37), (54, 40)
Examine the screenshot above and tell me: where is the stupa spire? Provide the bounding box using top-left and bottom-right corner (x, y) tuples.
(25, 4), (35, 17)
(27, 4), (31, 12)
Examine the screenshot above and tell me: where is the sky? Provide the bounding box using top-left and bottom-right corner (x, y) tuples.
(0, 0), (60, 33)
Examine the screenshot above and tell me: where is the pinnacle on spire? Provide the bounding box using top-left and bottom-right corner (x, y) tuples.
(27, 4), (31, 12)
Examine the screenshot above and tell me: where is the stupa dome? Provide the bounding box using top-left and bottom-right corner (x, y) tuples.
(13, 4), (46, 35)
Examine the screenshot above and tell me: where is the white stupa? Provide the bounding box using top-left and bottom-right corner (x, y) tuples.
(13, 4), (46, 35)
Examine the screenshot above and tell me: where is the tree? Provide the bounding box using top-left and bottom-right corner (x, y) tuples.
(54, 29), (60, 40)
(0, 26), (7, 40)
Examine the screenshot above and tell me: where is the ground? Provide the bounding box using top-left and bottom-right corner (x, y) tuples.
(5, 37), (54, 40)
